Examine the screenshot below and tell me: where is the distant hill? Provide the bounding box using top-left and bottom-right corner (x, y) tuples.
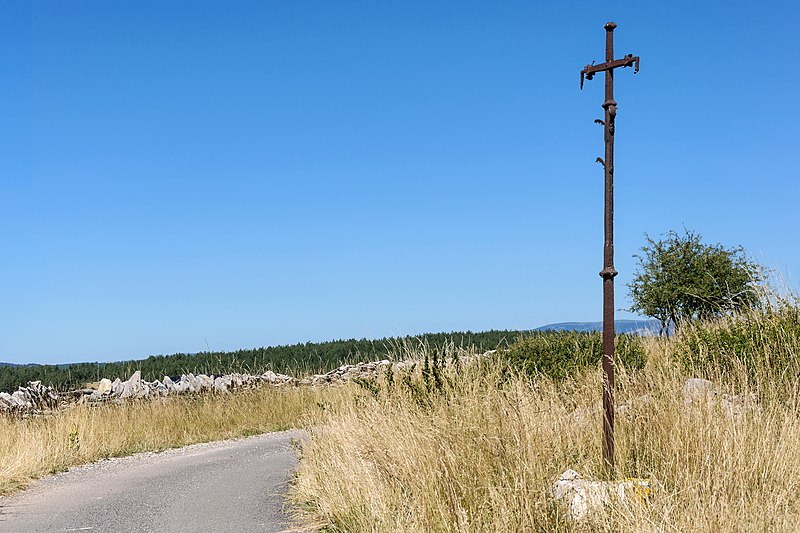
(535, 319), (662, 335)
(0, 362), (41, 368)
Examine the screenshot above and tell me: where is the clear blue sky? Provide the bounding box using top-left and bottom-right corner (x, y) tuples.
(2, 1), (798, 364)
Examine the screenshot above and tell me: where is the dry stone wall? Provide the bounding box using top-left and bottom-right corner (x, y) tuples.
(0, 381), (59, 413)
(0, 369), (297, 414)
(0, 353), (490, 415)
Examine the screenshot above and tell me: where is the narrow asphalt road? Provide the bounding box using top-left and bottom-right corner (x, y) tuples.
(0, 430), (308, 533)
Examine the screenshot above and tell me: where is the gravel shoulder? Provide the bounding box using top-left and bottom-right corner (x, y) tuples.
(0, 430), (309, 533)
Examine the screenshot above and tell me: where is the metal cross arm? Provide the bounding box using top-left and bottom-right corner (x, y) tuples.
(580, 55), (640, 90)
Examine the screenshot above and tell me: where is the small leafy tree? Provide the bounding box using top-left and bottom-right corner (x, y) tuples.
(627, 229), (763, 334)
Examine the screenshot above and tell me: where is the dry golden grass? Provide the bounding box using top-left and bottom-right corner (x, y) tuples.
(0, 385), (349, 496)
(292, 318), (800, 532)
(4, 300), (799, 530)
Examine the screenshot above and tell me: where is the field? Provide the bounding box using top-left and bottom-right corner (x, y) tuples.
(2, 297), (799, 531)
(291, 298), (800, 531)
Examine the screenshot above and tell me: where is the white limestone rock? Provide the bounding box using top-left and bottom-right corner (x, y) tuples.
(683, 378), (755, 418)
(186, 373), (200, 393)
(119, 371), (143, 399)
(21, 381), (58, 409)
(86, 390), (104, 402)
(97, 378), (113, 395)
(149, 380), (167, 396)
(213, 376), (230, 393)
(0, 392), (14, 410)
(11, 390), (31, 408)
(275, 372), (292, 383)
(683, 378), (715, 404)
(174, 378), (188, 394)
(549, 469), (653, 521)
(162, 376), (176, 393)
(196, 374), (213, 391)
(111, 378), (123, 396)
(720, 391), (756, 419)
(180, 374), (201, 393)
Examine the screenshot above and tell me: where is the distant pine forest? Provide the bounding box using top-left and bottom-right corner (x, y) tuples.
(0, 330), (523, 393)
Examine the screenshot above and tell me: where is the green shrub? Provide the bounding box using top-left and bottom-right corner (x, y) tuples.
(673, 303), (800, 383)
(503, 331), (646, 379)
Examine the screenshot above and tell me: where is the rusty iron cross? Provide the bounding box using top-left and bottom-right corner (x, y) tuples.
(580, 22), (639, 472)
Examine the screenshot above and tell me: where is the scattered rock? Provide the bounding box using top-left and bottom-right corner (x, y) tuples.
(213, 376), (230, 393)
(683, 378), (715, 404)
(549, 469), (653, 520)
(0, 392), (13, 409)
(720, 391), (756, 418)
(682, 378), (756, 419)
(196, 374), (214, 391)
(85, 390), (104, 403)
(119, 371), (143, 399)
(10, 391), (30, 408)
(25, 381), (59, 409)
(97, 378), (113, 395)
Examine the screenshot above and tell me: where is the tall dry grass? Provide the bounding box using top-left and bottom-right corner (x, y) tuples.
(0, 385), (349, 496)
(292, 305), (800, 531)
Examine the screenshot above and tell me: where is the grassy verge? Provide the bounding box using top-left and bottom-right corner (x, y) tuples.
(0, 385), (350, 496)
(291, 310), (800, 531)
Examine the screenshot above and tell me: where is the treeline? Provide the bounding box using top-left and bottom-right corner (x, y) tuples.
(0, 330), (521, 393)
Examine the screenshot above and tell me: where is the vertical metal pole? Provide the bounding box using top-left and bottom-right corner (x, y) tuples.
(600, 21), (618, 471)
(581, 20), (639, 473)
